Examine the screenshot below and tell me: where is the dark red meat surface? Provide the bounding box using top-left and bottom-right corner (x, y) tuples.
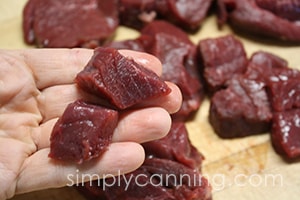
(49, 100), (118, 164)
(255, 0), (300, 22)
(143, 122), (204, 169)
(267, 77), (300, 112)
(243, 51), (288, 85)
(79, 158), (212, 200)
(141, 21), (204, 121)
(198, 35), (248, 93)
(209, 75), (272, 138)
(23, 0), (119, 48)
(271, 109), (300, 159)
(76, 47), (171, 110)
(118, 0), (213, 30)
(118, 0), (156, 29)
(217, 0), (300, 42)
(106, 21), (204, 121)
(155, 0), (213, 31)
(207, 49), (300, 139)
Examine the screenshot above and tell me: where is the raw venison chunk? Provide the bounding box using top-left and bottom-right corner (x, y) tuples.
(23, 0), (119, 48)
(243, 51), (288, 87)
(118, 0), (213, 30)
(198, 35), (248, 93)
(79, 158), (212, 200)
(76, 47), (171, 110)
(217, 0), (300, 42)
(271, 109), (300, 159)
(267, 77), (300, 112)
(49, 100), (118, 164)
(209, 76), (272, 138)
(155, 0), (213, 31)
(106, 21), (204, 121)
(141, 21), (204, 121)
(143, 122), (204, 169)
(255, 0), (300, 22)
(118, 0), (156, 29)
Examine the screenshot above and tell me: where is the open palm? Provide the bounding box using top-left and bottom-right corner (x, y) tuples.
(0, 49), (181, 199)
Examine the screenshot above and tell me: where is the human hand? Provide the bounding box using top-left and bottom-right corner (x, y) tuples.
(0, 49), (182, 199)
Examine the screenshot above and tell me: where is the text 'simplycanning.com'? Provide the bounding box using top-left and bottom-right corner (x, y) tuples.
(66, 169), (284, 191)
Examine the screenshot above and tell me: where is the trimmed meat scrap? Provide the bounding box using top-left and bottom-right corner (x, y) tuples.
(76, 47), (171, 110)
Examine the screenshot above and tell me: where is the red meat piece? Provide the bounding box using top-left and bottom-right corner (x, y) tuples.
(79, 158), (212, 200)
(23, 0), (119, 48)
(143, 122), (204, 169)
(118, 0), (213, 30)
(155, 0), (213, 31)
(244, 53), (300, 112)
(141, 21), (204, 121)
(255, 0), (300, 22)
(198, 35), (248, 93)
(244, 51), (288, 83)
(267, 77), (300, 112)
(271, 109), (300, 159)
(106, 21), (204, 121)
(76, 47), (171, 110)
(118, 0), (156, 29)
(49, 100), (118, 164)
(217, 0), (300, 42)
(209, 76), (272, 138)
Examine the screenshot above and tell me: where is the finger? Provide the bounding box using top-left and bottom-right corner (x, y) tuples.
(16, 142), (145, 195)
(33, 107), (171, 150)
(17, 49), (162, 89)
(21, 48), (93, 90)
(112, 107), (171, 143)
(38, 82), (181, 122)
(37, 84), (81, 123)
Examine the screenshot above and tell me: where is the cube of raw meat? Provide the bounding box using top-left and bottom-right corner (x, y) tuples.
(198, 35), (248, 93)
(76, 47), (171, 110)
(209, 76), (272, 138)
(244, 51), (288, 84)
(143, 122), (204, 169)
(255, 0), (300, 22)
(141, 21), (204, 121)
(118, 0), (213, 30)
(106, 21), (205, 121)
(49, 100), (118, 164)
(267, 77), (300, 112)
(23, 0), (119, 48)
(271, 109), (300, 159)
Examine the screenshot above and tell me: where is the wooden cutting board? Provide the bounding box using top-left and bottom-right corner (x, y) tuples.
(1, 0), (300, 199)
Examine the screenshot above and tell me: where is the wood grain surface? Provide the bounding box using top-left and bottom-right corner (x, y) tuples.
(1, 0), (300, 199)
